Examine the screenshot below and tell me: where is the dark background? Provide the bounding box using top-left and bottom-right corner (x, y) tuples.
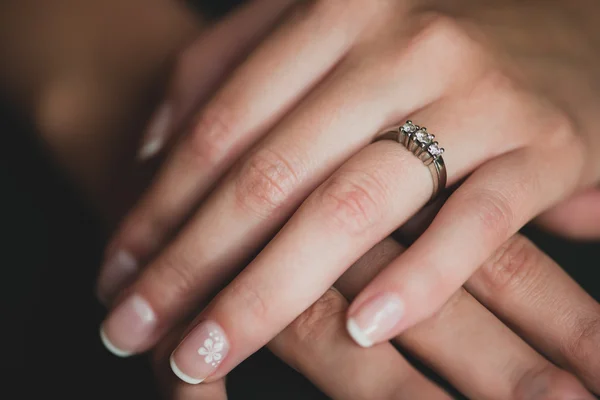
(1, 1), (599, 399)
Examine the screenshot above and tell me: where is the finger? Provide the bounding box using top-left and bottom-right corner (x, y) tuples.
(535, 188), (600, 240)
(165, 135), (492, 382)
(138, 0), (296, 160)
(99, 54), (427, 356)
(339, 238), (596, 400)
(268, 288), (450, 400)
(152, 325), (228, 399)
(347, 144), (582, 347)
(393, 190), (450, 243)
(104, 31), (538, 362)
(164, 91), (541, 379)
(96, 0), (295, 303)
(466, 234), (600, 393)
(399, 290), (595, 400)
(98, 0), (364, 302)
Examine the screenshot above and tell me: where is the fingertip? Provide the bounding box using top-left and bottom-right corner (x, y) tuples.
(170, 354), (204, 385)
(100, 327), (132, 358)
(138, 137), (165, 161)
(346, 293), (405, 346)
(138, 103), (172, 161)
(346, 318), (373, 348)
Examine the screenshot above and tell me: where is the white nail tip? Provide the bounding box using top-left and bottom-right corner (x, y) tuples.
(138, 137), (164, 160)
(138, 104), (171, 160)
(100, 327), (132, 357)
(346, 318), (373, 348)
(170, 354), (204, 385)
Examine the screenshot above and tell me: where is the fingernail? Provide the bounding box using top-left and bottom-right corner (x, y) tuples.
(346, 293), (404, 347)
(138, 103), (171, 160)
(96, 250), (138, 305)
(170, 321), (229, 384)
(100, 294), (157, 357)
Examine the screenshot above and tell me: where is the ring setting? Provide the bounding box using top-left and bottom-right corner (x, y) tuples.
(385, 120), (447, 201)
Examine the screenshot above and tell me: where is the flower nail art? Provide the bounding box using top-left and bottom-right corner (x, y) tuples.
(198, 331), (224, 366)
(170, 321), (230, 384)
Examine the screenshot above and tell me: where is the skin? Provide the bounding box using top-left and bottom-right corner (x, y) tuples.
(153, 236), (600, 399)
(3, 0), (598, 398)
(96, 0), (600, 386)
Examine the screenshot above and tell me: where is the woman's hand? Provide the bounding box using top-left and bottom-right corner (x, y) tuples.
(152, 235), (599, 398)
(98, 0), (600, 384)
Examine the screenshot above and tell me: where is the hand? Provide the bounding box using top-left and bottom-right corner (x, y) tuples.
(152, 235), (599, 398)
(98, 0), (600, 385)
(18, 1), (596, 397)
(536, 187), (600, 240)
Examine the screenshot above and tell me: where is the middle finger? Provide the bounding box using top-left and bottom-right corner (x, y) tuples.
(165, 132), (506, 382)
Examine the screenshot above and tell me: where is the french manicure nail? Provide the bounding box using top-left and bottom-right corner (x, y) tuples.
(170, 321), (229, 384)
(347, 293), (404, 348)
(100, 294), (157, 357)
(96, 250), (138, 304)
(138, 103), (172, 160)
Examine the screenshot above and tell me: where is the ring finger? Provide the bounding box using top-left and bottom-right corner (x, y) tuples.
(98, 51), (442, 356)
(164, 120), (522, 382)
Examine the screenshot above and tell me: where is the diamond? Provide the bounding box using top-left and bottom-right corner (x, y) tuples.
(401, 121), (417, 133)
(414, 129), (434, 145)
(428, 143), (444, 158)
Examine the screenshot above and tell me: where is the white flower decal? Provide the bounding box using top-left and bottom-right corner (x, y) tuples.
(198, 337), (224, 364)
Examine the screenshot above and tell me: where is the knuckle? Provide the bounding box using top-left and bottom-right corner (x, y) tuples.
(121, 209), (176, 255)
(316, 171), (388, 236)
(144, 252), (198, 309)
(226, 278), (270, 322)
(543, 111), (579, 149)
(479, 67), (521, 100)
(410, 12), (476, 68)
(288, 288), (346, 344)
(188, 101), (238, 167)
(234, 148), (303, 219)
(562, 313), (600, 376)
(544, 112), (588, 177)
(468, 188), (515, 243)
(514, 366), (589, 400)
(476, 235), (541, 293)
(427, 288), (469, 324)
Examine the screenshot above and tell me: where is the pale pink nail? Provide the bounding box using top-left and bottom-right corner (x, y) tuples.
(170, 321), (229, 384)
(138, 103), (172, 160)
(96, 249), (138, 304)
(346, 293), (404, 348)
(100, 294), (157, 357)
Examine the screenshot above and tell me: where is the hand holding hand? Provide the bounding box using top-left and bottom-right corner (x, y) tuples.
(152, 235), (599, 398)
(98, 0), (600, 388)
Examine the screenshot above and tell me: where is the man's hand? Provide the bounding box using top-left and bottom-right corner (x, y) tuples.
(152, 235), (599, 399)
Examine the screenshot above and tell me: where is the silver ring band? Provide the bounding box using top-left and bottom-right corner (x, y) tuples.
(381, 120), (447, 202)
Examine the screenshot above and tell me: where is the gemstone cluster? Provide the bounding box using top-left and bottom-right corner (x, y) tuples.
(400, 120), (444, 160)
